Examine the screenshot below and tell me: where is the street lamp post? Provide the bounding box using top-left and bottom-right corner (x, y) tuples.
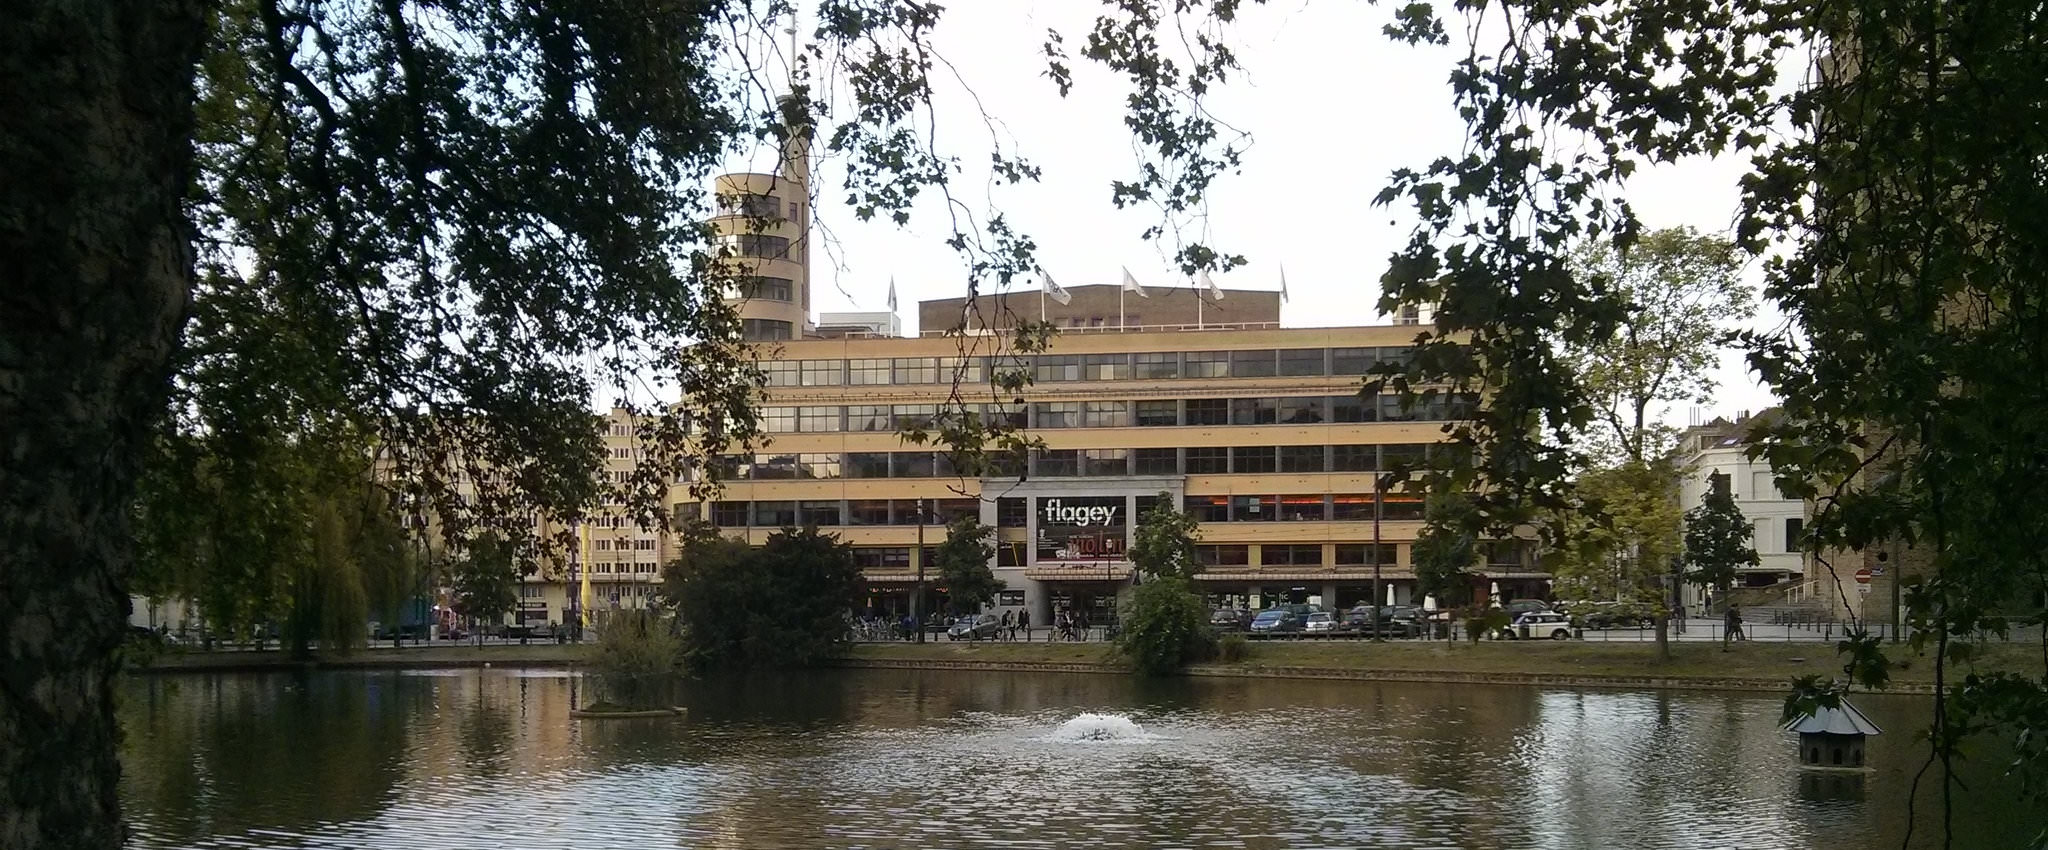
(1372, 472), (1385, 642)
(914, 498), (927, 644)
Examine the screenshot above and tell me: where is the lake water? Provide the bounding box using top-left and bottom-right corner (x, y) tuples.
(118, 668), (2035, 849)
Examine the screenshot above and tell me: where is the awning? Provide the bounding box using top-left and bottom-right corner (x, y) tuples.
(1026, 566), (1133, 582)
(1196, 571), (1416, 582)
(859, 573), (919, 584)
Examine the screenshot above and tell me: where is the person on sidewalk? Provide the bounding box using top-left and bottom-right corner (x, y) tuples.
(1723, 605), (1746, 647)
(1018, 608), (1031, 642)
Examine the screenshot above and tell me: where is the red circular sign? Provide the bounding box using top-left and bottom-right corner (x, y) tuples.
(1855, 568), (1873, 584)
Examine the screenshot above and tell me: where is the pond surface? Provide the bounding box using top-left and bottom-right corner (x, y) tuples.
(119, 668), (2034, 849)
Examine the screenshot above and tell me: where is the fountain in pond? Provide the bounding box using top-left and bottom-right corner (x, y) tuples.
(1047, 712), (1157, 743)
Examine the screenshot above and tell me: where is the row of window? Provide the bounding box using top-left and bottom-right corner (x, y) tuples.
(735, 275), (795, 302)
(590, 539), (659, 551)
(755, 395), (1478, 433)
(703, 498), (983, 529)
(759, 347), (1423, 387)
(1182, 493), (1426, 522)
(715, 444), (1438, 481)
(716, 192), (799, 220)
(719, 233), (798, 261)
(743, 319), (794, 340)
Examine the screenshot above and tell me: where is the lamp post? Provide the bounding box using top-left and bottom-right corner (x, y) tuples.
(914, 497), (927, 644)
(1371, 472), (1385, 642)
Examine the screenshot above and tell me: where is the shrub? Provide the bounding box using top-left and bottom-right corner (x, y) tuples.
(1216, 632), (1249, 663)
(1465, 607), (1511, 643)
(1116, 577), (1217, 675)
(590, 609), (683, 708)
(665, 525), (862, 673)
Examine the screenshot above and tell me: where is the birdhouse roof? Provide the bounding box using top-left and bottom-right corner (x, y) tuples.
(1783, 700), (1883, 736)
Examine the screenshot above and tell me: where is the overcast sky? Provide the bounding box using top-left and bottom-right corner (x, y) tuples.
(722, 2), (1781, 427)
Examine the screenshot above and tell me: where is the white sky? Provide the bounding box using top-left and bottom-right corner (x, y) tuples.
(722, 2), (1781, 427)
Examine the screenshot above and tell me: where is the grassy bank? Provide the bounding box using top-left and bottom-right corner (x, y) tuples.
(134, 642), (587, 672)
(842, 638), (2046, 693)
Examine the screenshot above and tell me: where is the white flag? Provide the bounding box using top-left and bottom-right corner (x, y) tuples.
(1278, 264), (1289, 303)
(886, 277), (898, 312)
(1121, 266), (1149, 297)
(1199, 269), (1224, 300)
(1042, 272), (1073, 305)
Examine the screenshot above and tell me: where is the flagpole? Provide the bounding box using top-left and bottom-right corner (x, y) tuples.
(1196, 286), (1204, 329)
(1119, 284), (1126, 329)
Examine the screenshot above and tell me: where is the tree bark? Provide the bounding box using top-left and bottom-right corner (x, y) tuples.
(1, 3), (210, 848)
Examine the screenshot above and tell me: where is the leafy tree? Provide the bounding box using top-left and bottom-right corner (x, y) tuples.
(1128, 491), (1202, 580)
(1115, 577), (1216, 676)
(1682, 483), (1759, 604)
(932, 516), (1002, 617)
(450, 533), (520, 642)
(1549, 459), (1685, 604)
(1412, 492), (1478, 642)
(588, 609), (683, 710)
(663, 527), (861, 673)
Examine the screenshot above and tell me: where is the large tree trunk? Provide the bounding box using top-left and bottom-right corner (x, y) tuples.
(1, 3), (210, 848)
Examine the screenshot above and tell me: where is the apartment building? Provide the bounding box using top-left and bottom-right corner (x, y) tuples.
(1676, 408), (1805, 609)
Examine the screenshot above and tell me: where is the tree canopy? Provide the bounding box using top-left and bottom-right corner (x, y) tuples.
(661, 525), (861, 673)
(932, 515), (1002, 616)
(1682, 480), (1760, 601)
(1129, 492), (1203, 581)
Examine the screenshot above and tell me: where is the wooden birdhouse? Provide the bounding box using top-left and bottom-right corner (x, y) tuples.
(1784, 699), (1882, 769)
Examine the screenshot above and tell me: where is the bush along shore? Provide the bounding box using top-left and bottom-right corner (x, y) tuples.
(135, 637), (2047, 696)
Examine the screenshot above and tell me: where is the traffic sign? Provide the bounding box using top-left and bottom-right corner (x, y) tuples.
(1855, 568), (1872, 584)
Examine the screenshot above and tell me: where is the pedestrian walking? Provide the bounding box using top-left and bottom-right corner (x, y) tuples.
(1019, 608), (1031, 641)
(1723, 604), (1746, 647)
(999, 609), (1013, 641)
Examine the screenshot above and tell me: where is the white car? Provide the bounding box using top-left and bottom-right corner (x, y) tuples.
(1498, 611), (1574, 640)
(1303, 611), (1339, 636)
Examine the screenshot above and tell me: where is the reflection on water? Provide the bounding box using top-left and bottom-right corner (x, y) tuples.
(119, 669), (2035, 849)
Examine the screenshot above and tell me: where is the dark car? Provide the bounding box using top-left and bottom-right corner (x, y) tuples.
(1501, 599), (1555, 619)
(1248, 609), (1303, 636)
(946, 613), (1003, 641)
(1209, 609), (1254, 632)
(1346, 605), (1423, 638)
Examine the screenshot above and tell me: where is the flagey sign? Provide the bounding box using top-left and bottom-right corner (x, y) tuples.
(1041, 498), (1119, 527)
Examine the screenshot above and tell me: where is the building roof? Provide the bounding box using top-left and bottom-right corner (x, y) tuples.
(1783, 700), (1883, 736)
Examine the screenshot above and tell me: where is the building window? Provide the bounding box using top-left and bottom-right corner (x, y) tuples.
(1134, 448), (1178, 475)
(892, 405), (937, 431)
(1278, 348), (1327, 376)
(937, 356), (984, 384)
(593, 539), (611, 551)
(848, 405), (891, 432)
(848, 500), (891, 526)
(1331, 347), (1378, 375)
(1381, 443), (1429, 470)
(1133, 352), (1180, 379)
(1184, 398), (1228, 426)
(1035, 449), (1079, 477)
(761, 360), (800, 387)
(1035, 355), (1082, 383)
(1185, 495), (1229, 523)
(845, 452), (891, 479)
(1331, 494), (1373, 520)
(854, 548), (912, 569)
(1184, 351), (1230, 378)
(1785, 518), (1804, 552)
(1261, 544), (1322, 566)
(799, 407), (841, 433)
(1231, 349), (1278, 377)
(1185, 447), (1229, 474)
(1335, 543), (1399, 566)
(892, 501), (929, 525)
(1488, 540), (1530, 568)
(798, 453), (840, 479)
(1278, 397), (1326, 424)
(1279, 495), (1327, 521)
(738, 275), (794, 301)
(997, 498), (1028, 528)
(1080, 401), (1129, 428)
(1197, 544), (1249, 566)
(751, 500), (796, 527)
(1381, 493), (1426, 521)
(1330, 394), (1376, 423)
(1381, 395), (1422, 422)
(1134, 400), (1179, 426)
(1231, 397), (1279, 425)
(1082, 354), (1130, 380)
(801, 359), (843, 386)
(1232, 495), (1278, 521)
(847, 358), (890, 385)
(799, 500), (842, 527)
(752, 454), (802, 479)
(894, 452), (936, 478)
(893, 357), (938, 384)
(741, 319), (793, 340)
(1081, 449), (1129, 477)
(1033, 402), (1080, 429)
(712, 501), (749, 527)
(997, 543), (1027, 567)
(979, 403), (1028, 429)
(721, 192), (783, 218)
(1233, 446), (1277, 474)
(934, 499), (980, 523)
(1279, 445), (1326, 473)
(722, 233), (789, 258)
(760, 407), (798, 433)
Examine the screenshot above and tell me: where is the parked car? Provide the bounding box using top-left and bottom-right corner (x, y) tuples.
(1573, 601), (1658, 630)
(947, 613), (1003, 641)
(1497, 610), (1574, 640)
(1209, 608), (1254, 632)
(1501, 599), (1555, 619)
(1248, 609), (1302, 636)
(1303, 611), (1340, 636)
